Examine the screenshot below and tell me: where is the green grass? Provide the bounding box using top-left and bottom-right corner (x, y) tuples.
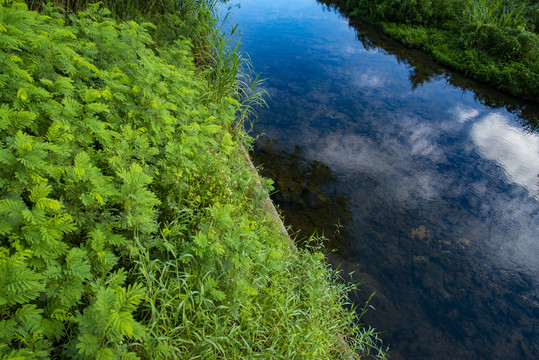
(465, 0), (528, 28)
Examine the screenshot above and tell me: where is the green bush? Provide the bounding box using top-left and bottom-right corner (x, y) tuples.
(0, 1), (210, 357)
(343, 0), (467, 26)
(468, 24), (523, 60)
(0, 1), (386, 358)
(523, 0), (539, 30)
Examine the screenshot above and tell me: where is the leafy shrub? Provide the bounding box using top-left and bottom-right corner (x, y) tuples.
(343, 0), (467, 26)
(1, 1), (386, 358)
(523, 0), (539, 31)
(0, 1), (233, 357)
(516, 30), (539, 67)
(466, 24), (523, 60)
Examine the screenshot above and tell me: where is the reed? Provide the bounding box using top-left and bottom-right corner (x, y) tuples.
(465, 0), (529, 29)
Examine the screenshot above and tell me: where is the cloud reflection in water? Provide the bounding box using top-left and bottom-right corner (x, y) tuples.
(472, 114), (539, 197)
(310, 116), (449, 205)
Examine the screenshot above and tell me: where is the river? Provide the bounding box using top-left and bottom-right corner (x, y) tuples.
(227, 0), (539, 359)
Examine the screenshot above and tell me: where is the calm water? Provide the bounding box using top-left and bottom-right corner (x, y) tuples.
(227, 1), (539, 359)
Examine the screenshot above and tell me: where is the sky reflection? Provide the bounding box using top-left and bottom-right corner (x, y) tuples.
(230, 0), (539, 358)
(472, 114), (539, 197)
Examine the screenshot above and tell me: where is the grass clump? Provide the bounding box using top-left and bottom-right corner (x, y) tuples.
(321, 0), (539, 101)
(0, 1), (386, 358)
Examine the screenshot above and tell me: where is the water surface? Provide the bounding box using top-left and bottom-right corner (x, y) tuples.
(228, 1), (539, 359)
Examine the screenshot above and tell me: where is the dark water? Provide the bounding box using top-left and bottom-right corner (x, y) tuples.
(227, 1), (539, 359)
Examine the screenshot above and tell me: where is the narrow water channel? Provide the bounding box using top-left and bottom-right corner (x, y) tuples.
(228, 1), (539, 359)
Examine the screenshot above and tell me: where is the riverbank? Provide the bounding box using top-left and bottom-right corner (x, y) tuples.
(319, 0), (539, 102)
(0, 1), (386, 358)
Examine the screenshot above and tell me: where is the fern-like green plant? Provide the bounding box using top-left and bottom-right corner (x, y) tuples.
(0, 2), (386, 359)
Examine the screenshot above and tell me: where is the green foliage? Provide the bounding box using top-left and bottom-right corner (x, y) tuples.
(24, 0), (260, 106)
(464, 0), (529, 29)
(522, 0), (539, 31)
(324, 0), (539, 101)
(1, 1), (385, 358)
(343, 0), (467, 26)
(135, 209), (386, 358)
(0, 1), (217, 357)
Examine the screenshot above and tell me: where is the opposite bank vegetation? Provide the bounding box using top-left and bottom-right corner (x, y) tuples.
(321, 0), (539, 102)
(0, 0), (387, 359)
